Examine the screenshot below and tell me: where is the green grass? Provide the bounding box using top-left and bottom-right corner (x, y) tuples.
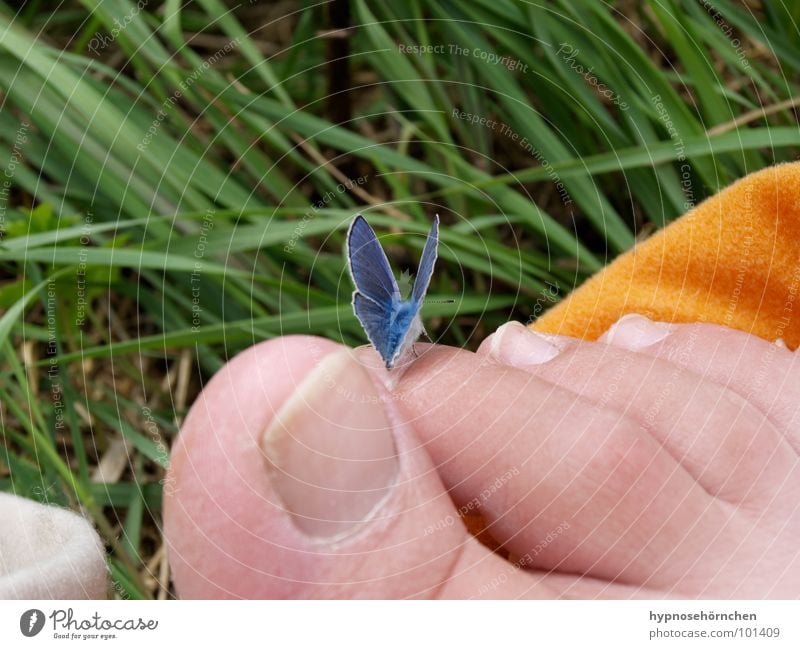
(1, 0), (799, 598)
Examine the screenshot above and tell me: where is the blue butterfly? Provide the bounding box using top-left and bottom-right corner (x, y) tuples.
(347, 214), (439, 369)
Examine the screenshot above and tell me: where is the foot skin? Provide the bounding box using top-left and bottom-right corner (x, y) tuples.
(164, 316), (800, 599)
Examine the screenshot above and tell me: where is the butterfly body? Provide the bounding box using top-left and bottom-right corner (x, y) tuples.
(388, 301), (424, 361)
(347, 214), (439, 369)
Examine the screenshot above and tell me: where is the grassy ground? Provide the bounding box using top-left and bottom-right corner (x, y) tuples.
(1, 0), (799, 598)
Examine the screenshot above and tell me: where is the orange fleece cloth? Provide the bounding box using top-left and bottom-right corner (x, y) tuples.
(531, 162), (800, 348)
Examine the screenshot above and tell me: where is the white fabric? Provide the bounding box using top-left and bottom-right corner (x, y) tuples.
(0, 492), (107, 599)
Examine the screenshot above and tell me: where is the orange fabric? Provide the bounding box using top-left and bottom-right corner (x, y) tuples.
(531, 163), (800, 349)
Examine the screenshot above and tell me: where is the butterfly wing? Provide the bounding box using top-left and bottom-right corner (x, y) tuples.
(352, 292), (394, 363)
(347, 215), (400, 304)
(411, 214), (440, 305)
